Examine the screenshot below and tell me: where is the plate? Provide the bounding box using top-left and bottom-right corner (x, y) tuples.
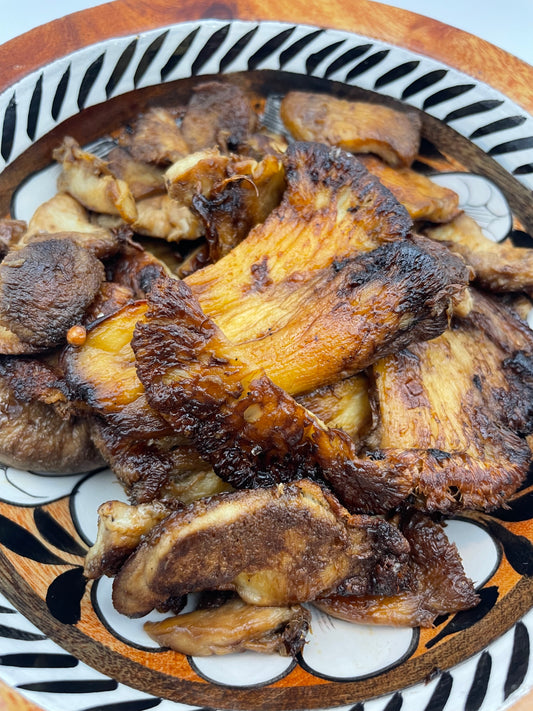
(0, 2), (533, 710)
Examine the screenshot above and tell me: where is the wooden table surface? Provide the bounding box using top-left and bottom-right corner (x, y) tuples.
(0, 1), (532, 710)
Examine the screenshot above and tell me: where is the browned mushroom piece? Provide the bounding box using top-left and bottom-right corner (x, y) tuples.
(0, 356), (103, 473)
(0, 238), (105, 353)
(426, 212), (533, 293)
(116, 107), (189, 166)
(0, 219), (27, 258)
(105, 146), (166, 199)
(280, 91), (422, 167)
(144, 597), (311, 657)
(111, 480), (410, 617)
(24, 193), (122, 259)
(181, 81), (258, 154)
(358, 154), (461, 223)
(53, 137), (137, 222)
(315, 511), (478, 627)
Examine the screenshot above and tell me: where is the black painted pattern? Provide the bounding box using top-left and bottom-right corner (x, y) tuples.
(383, 691), (403, 711)
(134, 31), (169, 88)
(278, 29), (324, 68)
(160, 27), (200, 80)
(218, 26), (259, 73)
(470, 115), (527, 139)
(514, 163), (533, 175)
(489, 135), (533, 156)
(324, 43), (372, 78)
(374, 60), (419, 89)
(0, 653), (78, 668)
(401, 69), (448, 100)
(247, 26), (296, 70)
(346, 49), (389, 81)
(51, 65), (70, 121)
(26, 75), (42, 140)
(0, 623), (46, 642)
(305, 39), (345, 75)
(1, 93), (16, 162)
(0, 514), (67, 565)
(33, 507), (87, 557)
(483, 519), (533, 576)
(504, 623), (530, 699)
(423, 672), (452, 711)
(426, 587), (499, 649)
(465, 652), (492, 711)
(46, 567), (87, 624)
(443, 99), (503, 123)
(191, 24), (231, 75)
(78, 53), (105, 110)
(18, 679), (119, 693)
(106, 39), (138, 98)
(423, 84), (475, 110)
(80, 700), (162, 711)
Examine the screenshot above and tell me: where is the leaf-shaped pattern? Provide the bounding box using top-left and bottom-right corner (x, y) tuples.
(444, 100), (503, 123)
(401, 69), (447, 100)
(465, 652), (492, 711)
(134, 31), (169, 87)
(78, 54), (105, 110)
(82, 699), (162, 711)
(106, 39), (138, 98)
(514, 163), (533, 175)
(33, 507), (87, 557)
(278, 29), (324, 68)
(81, 700), (162, 711)
(160, 27), (200, 80)
(424, 672), (452, 711)
(346, 49), (389, 81)
(305, 40), (345, 75)
(489, 136), (533, 156)
(423, 84), (475, 110)
(51, 65), (70, 121)
(374, 60), (419, 89)
(0, 623), (46, 641)
(247, 27), (296, 70)
(470, 115), (526, 139)
(191, 25), (230, 75)
(26, 75), (42, 140)
(46, 566), (87, 624)
(1, 93), (16, 162)
(0, 652), (78, 668)
(218, 26), (259, 73)
(0, 514), (67, 565)
(483, 519), (533, 576)
(324, 44), (372, 78)
(504, 622), (529, 699)
(18, 679), (118, 693)
(426, 587), (499, 649)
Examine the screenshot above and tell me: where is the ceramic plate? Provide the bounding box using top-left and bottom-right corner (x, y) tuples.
(0, 3), (533, 710)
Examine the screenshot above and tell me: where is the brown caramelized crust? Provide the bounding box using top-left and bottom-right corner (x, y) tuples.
(315, 512), (478, 627)
(111, 480), (409, 616)
(186, 142), (412, 338)
(0, 356), (102, 473)
(132, 258), (468, 508)
(280, 91), (421, 167)
(358, 155), (461, 223)
(0, 238), (104, 352)
(426, 212), (533, 293)
(356, 290), (533, 512)
(117, 107), (189, 166)
(144, 597), (311, 657)
(181, 81), (258, 154)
